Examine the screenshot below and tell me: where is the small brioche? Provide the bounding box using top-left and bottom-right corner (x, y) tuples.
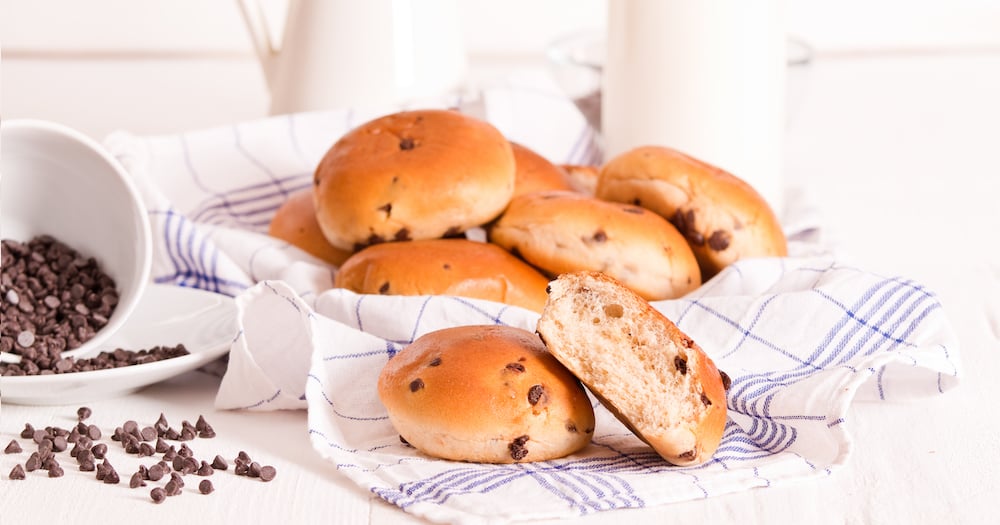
(536, 271), (729, 466)
(268, 190), (353, 266)
(488, 191), (700, 301)
(314, 109), (516, 251)
(333, 238), (551, 312)
(378, 325), (596, 463)
(597, 145), (787, 279)
(510, 142), (574, 197)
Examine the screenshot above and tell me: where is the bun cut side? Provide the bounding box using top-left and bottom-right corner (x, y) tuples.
(536, 271), (728, 466)
(377, 325), (596, 463)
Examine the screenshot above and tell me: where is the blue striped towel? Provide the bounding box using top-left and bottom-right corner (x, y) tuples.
(104, 75), (960, 525)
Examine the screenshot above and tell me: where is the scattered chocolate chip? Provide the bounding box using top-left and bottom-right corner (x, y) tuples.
(92, 442), (108, 459)
(409, 378), (425, 392)
(199, 479), (214, 494)
(259, 465), (277, 482)
(79, 459), (96, 472)
(162, 446), (177, 461)
(508, 435), (530, 461)
(4, 440), (22, 454)
(178, 444), (193, 458)
(150, 487), (167, 504)
(148, 463), (166, 481)
(211, 455), (228, 471)
(674, 356), (688, 375)
(707, 230), (731, 251)
(505, 362), (525, 373)
(77, 406), (92, 420)
(25, 452), (41, 472)
(130, 471), (146, 488)
(9, 464), (26, 480)
(48, 464), (65, 478)
(527, 385), (547, 406)
(154, 437), (169, 453)
(170, 472), (185, 488)
(196, 461), (213, 477)
(163, 480), (181, 497)
(86, 424), (102, 440)
(140, 426), (157, 441)
(19, 423), (34, 439)
(248, 462), (262, 478)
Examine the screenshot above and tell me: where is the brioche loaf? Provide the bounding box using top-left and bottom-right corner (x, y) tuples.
(313, 109), (516, 251)
(333, 238), (551, 312)
(378, 325), (596, 463)
(597, 145), (787, 279)
(488, 190), (701, 301)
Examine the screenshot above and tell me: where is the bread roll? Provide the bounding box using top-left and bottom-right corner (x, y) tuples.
(597, 145), (787, 279)
(536, 271), (729, 466)
(268, 190), (353, 266)
(488, 191), (701, 301)
(314, 109), (516, 251)
(558, 164), (599, 195)
(378, 325), (596, 463)
(510, 142), (574, 197)
(333, 238), (551, 312)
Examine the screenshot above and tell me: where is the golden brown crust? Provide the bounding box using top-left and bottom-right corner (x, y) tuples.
(333, 238), (551, 312)
(596, 146), (787, 279)
(510, 142), (574, 197)
(377, 325), (596, 463)
(536, 271), (727, 466)
(313, 109), (516, 251)
(268, 190), (353, 266)
(558, 164), (599, 195)
(488, 191), (701, 301)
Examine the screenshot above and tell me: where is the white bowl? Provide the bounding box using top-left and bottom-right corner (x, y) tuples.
(1, 119), (152, 361)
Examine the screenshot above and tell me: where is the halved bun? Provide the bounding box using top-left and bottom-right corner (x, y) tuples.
(536, 271), (728, 466)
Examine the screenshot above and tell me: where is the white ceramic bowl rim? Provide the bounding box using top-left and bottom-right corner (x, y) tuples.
(1, 118), (153, 360)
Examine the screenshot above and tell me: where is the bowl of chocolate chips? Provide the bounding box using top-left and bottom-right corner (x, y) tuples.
(1, 119), (153, 369)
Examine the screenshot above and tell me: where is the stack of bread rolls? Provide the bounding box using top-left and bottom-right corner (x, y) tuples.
(266, 108), (785, 467)
(270, 108), (784, 309)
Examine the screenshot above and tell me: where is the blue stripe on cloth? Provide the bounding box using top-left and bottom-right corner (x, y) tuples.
(149, 208), (250, 296)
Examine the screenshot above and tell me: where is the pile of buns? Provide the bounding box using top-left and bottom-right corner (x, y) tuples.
(269, 108), (784, 466)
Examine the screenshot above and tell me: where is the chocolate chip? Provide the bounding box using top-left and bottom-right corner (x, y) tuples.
(79, 459), (96, 472)
(170, 471), (185, 488)
(9, 464), (26, 480)
(48, 464), (65, 478)
(720, 370), (732, 390)
(505, 362), (525, 373)
(178, 443), (193, 458)
(677, 449), (697, 461)
(259, 465), (277, 482)
(150, 487), (167, 504)
(87, 425), (101, 440)
(399, 435), (410, 446)
(409, 378), (425, 392)
(428, 357), (441, 367)
(155, 413), (170, 434)
(103, 468), (119, 484)
(164, 480), (181, 497)
(4, 440), (21, 454)
(162, 445), (177, 461)
(566, 422), (578, 433)
(130, 471), (146, 488)
(378, 282), (390, 294)
(399, 137), (416, 150)
(603, 303), (624, 318)
(211, 455), (228, 471)
(51, 435), (68, 452)
(701, 393), (713, 406)
(508, 435), (530, 460)
(442, 226), (463, 238)
(707, 230), (731, 251)
(377, 203), (392, 215)
(674, 356), (688, 375)
(393, 228), (411, 242)
(248, 462), (262, 478)
(591, 229), (608, 242)
(140, 426), (157, 441)
(19, 424), (34, 439)
(199, 479), (214, 494)
(77, 406), (92, 420)
(196, 461), (214, 476)
(25, 452), (41, 472)
(527, 385), (547, 406)
(148, 463), (166, 481)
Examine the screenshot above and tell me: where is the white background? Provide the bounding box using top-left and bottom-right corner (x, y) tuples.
(3, 0), (1000, 139)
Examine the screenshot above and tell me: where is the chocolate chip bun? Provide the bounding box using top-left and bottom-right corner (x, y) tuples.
(268, 190), (352, 266)
(510, 142), (574, 197)
(314, 109), (516, 251)
(378, 325), (596, 463)
(333, 238), (551, 312)
(488, 191), (701, 301)
(536, 271), (729, 466)
(596, 145), (787, 279)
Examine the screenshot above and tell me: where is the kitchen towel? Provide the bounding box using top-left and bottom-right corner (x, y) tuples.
(104, 75), (960, 525)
